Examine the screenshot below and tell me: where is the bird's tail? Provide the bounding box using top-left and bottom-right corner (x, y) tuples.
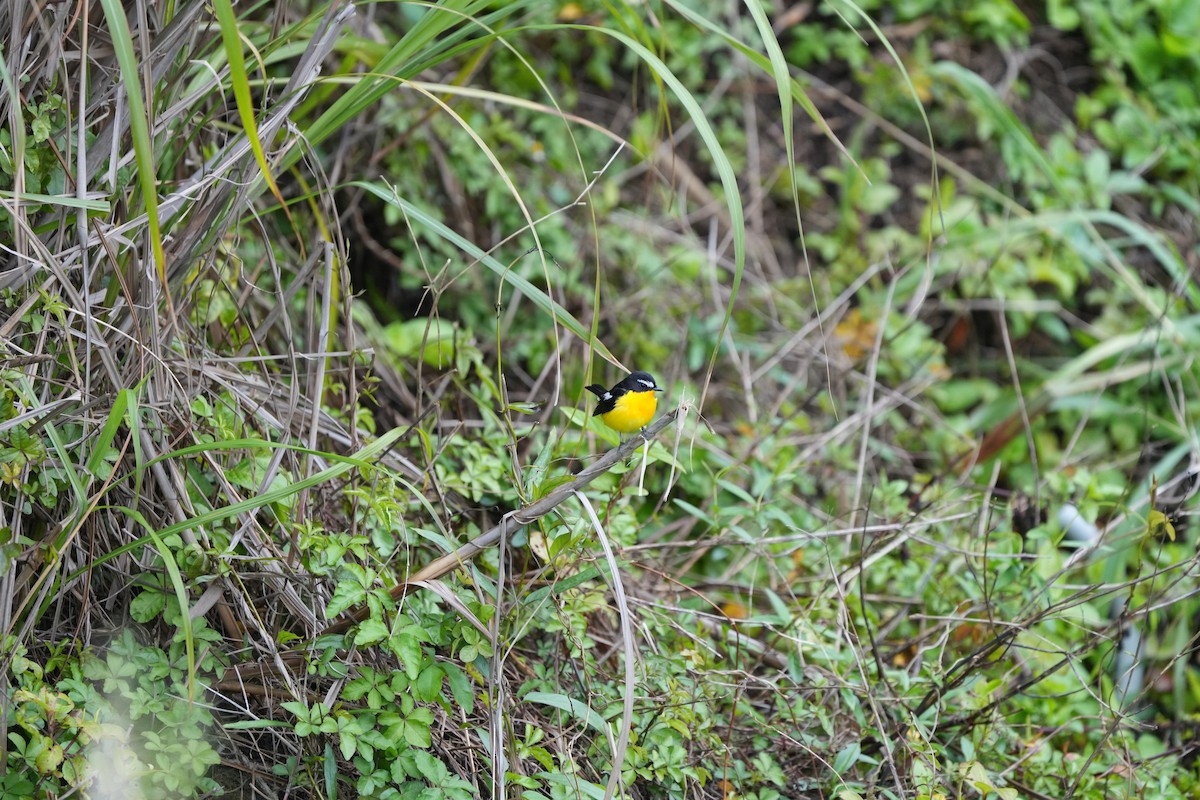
(584, 384), (607, 398)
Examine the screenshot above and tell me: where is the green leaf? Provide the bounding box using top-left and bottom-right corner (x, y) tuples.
(1148, 509), (1176, 542)
(523, 567), (602, 605)
(535, 474), (577, 499)
(538, 772), (606, 799)
(326, 580), (366, 619)
(403, 708), (434, 748)
(130, 590), (166, 623)
(281, 701), (310, 721)
(323, 741), (338, 798)
(383, 318), (457, 368)
(440, 663), (474, 715)
(339, 727), (357, 761)
(223, 719), (292, 730)
(832, 741), (860, 774)
(523, 691), (607, 734)
(388, 632), (425, 680)
(412, 750), (445, 781)
(353, 618), (389, 647)
(414, 664), (443, 703)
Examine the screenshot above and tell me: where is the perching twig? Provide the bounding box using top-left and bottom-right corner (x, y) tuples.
(318, 408), (681, 636)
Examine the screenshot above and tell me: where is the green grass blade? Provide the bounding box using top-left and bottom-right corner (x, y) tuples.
(84, 388), (130, 478)
(147, 523), (196, 704)
(99, 0), (167, 288)
(64, 427), (407, 581)
(563, 23), (746, 405)
(743, 0), (795, 186)
(211, 0), (291, 215)
(297, 1), (520, 164)
(663, 2), (859, 172)
(351, 180), (616, 365)
(0, 191), (109, 212)
(523, 691), (608, 734)
(931, 60), (1062, 193)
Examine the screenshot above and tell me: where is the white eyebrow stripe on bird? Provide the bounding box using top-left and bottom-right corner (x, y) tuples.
(637, 379), (654, 388)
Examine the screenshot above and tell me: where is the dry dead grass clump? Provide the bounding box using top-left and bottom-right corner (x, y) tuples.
(0, 2), (396, 793)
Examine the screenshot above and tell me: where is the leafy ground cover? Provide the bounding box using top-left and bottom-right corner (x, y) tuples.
(1, 0), (1198, 798)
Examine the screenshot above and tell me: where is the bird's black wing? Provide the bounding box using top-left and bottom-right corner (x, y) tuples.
(585, 384), (619, 416)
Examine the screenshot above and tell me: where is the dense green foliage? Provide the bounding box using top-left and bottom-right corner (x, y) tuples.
(2, 0), (1199, 797)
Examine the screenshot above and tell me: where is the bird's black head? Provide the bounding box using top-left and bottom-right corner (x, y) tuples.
(627, 371), (663, 392)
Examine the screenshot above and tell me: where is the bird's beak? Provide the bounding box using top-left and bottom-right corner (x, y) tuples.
(654, 386), (664, 392)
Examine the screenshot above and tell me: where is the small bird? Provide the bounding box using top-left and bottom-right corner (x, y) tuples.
(585, 371), (664, 434)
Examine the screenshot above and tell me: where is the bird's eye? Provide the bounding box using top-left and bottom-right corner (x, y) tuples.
(637, 379), (653, 388)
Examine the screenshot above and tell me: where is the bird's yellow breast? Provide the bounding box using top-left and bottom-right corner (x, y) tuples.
(600, 390), (658, 433)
